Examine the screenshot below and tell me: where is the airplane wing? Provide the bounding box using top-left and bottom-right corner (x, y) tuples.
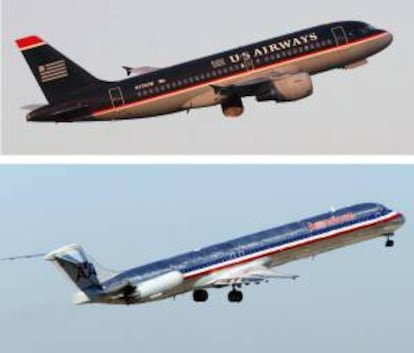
(207, 264), (299, 287)
(211, 76), (276, 97)
(211, 68), (313, 103)
(211, 66), (299, 97)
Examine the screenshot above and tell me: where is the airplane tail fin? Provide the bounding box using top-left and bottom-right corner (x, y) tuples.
(15, 36), (102, 104)
(45, 244), (111, 292)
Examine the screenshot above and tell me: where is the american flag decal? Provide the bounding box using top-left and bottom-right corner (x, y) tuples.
(38, 60), (69, 83)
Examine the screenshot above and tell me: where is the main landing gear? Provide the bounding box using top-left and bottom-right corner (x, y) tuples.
(228, 288), (243, 303)
(192, 287), (244, 303)
(193, 289), (209, 302)
(385, 233), (395, 248)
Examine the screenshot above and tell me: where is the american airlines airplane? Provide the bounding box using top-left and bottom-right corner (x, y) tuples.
(45, 203), (404, 305)
(16, 21), (393, 122)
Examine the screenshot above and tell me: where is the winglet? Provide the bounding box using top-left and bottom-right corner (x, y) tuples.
(122, 66), (133, 76)
(15, 35), (46, 51)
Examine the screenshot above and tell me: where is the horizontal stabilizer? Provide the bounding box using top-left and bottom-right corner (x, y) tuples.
(27, 102), (91, 122)
(21, 104), (46, 111)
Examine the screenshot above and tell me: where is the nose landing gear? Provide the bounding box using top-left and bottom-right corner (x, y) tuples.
(228, 287), (243, 303)
(385, 233), (395, 248)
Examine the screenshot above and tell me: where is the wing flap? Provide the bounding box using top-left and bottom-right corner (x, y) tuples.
(209, 265), (299, 287)
(212, 66), (301, 98)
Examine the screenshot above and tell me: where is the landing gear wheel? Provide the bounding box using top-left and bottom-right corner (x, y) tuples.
(385, 234), (395, 248)
(193, 289), (209, 302)
(228, 289), (243, 303)
(386, 239), (395, 248)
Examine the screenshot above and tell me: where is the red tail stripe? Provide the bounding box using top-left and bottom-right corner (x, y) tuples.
(16, 35), (45, 50)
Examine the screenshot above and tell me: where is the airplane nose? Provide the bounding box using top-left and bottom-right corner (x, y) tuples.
(384, 32), (394, 47)
(396, 212), (406, 226)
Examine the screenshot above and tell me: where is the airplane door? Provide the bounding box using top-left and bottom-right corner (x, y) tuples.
(241, 52), (255, 71)
(109, 87), (125, 108)
(331, 26), (349, 46)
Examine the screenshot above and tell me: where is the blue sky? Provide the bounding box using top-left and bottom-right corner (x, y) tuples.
(0, 165), (413, 353)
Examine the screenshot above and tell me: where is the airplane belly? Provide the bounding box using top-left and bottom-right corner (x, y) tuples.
(299, 50), (341, 74)
(331, 38), (389, 70)
(95, 88), (218, 121)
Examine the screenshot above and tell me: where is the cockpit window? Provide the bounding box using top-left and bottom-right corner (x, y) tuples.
(359, 24), (376, 36)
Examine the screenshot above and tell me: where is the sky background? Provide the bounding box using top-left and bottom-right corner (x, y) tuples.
(0, 165), (413, 353)
(2, 0), (414, 155)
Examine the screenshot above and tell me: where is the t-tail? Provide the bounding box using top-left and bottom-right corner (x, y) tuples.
(45, 244), (114, 305)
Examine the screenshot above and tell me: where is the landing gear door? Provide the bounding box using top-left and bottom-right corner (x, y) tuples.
(109, 87), (125, 108)
(331, 26), (349, 46)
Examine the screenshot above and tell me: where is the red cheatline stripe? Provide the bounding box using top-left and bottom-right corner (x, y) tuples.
(93, 31), (389, 118)
(183, 212), (402, 280)
(16, 35), (45, 50)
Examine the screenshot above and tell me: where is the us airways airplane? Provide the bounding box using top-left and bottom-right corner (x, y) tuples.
(45, 203), (404, 305)
(16, 21), (392, 122)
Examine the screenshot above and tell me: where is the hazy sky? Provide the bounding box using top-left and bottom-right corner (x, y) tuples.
(2, 0), (414, 155)
(1, 165), (413, 353)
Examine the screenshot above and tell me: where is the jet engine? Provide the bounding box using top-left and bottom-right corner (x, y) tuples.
(221, 96), (244, 118)
(136, 271), (183, 299)
(256, 73), (313, 102)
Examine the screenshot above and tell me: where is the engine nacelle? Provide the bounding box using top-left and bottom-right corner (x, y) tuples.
(136, 271), (183, 299)
(256, 73), (313, 102)
(222, 96), (244, 118)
